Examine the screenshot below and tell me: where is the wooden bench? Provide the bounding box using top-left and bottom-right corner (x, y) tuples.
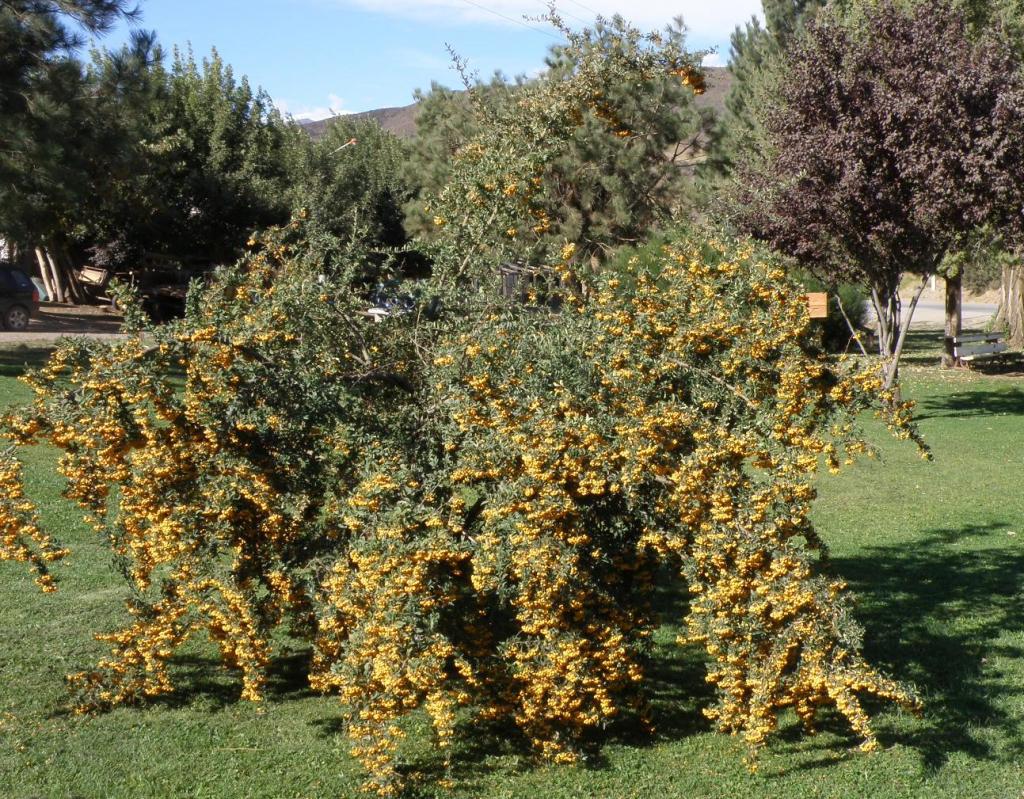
(951, 332), (1007, 362)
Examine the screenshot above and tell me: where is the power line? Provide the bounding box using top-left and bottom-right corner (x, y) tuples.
(531, 1), (591, 26)
(562, 0), (602, 18)
(457, 0), (562, 39)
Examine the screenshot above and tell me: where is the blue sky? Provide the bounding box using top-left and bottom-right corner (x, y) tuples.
(99, 0), (763, 118)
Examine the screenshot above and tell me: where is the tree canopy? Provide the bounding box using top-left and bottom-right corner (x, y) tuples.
(290, 116), (416, 268)
(704, 0), (825, 180)
(731, 0), (1024, 387)
(0, 0), (139, 243)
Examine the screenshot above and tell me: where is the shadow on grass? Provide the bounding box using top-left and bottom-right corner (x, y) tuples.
(134, 648), (316, 713)
(309, 702), (536, 796)
(148, 655), (246, 711)
(603, 575), (715, 753)
(405, 717), (535, 798)
(959, 353), (1024, 377)
(265, 648), (317, 701)
(833, 522), (1024, 771)
(914, 386), (1024, 420)
(54, 524), (1024, 784)
(0, 345), (54, 377)
(897, 329), (947, 368)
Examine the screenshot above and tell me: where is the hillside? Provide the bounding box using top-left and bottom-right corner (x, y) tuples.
(301, 66), (733, 140)
(300, 102), (421, 139)
(695, 66), (732, 119)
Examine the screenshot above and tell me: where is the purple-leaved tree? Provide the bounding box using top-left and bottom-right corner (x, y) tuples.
(734, 0), (1024, 387)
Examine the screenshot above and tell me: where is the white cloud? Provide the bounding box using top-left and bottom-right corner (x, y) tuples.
(701, 51), (727, 68)
(277, 93), (351, 121)
(343, 1), (761, 41)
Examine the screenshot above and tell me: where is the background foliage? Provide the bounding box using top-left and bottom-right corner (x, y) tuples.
(728, 0), (1024, 385)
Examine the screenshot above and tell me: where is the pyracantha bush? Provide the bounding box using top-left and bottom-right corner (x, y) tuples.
(2, 219), (924, 794)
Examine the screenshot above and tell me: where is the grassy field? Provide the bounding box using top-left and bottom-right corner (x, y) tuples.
(1, 338), (1022, 799)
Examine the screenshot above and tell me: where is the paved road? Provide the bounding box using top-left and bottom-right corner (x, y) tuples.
(912, 300), (997, 326)
(0, 303), (125, 346)
(865, 299), (998, 328)
(0, 298), (1002, 346)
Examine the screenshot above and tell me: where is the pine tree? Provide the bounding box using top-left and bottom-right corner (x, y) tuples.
(402, 75), (521, 239)
(705, 0), (825, 178)
(0, 1), (138, 297)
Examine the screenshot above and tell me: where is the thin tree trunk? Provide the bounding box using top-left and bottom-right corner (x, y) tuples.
(43, 249), (67, 304)
(55, 246), (83, 303)
(832, 289), (869, 357)
(870, 287), (890, 358)
(885, 275), (929, 392)
(34, 247), (55, 302)
(942, 271), (962, 368)
(889, 288), (901, 359)
(996, 263), (1024, 347)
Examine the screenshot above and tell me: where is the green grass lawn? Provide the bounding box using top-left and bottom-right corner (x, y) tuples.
(1, 339), (1022, 799)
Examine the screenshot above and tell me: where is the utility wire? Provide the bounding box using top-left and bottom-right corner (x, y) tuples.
(456, 0), (562, 39)
(562, 0), (602, 17)
(531, 0), (590, 26)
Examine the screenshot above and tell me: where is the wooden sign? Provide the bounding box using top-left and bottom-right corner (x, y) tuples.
(806, 292), (828, 319)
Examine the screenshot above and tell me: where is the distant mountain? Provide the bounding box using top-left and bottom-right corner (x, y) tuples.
(299, 67), (733, 141)
(695, 66), (732, 119)
(300, 102), (420, 140)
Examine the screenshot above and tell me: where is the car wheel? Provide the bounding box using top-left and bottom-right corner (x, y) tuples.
(5, 305), (30, 331)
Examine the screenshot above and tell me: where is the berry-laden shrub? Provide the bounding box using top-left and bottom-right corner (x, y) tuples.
(2, 221), (423, 712)
(0, 448), (68, 592)
(413, 237), (925, 772)
(2, 217), (925, 795)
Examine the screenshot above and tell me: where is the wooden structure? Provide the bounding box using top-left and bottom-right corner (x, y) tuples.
(806, 292), (828, 319)
(951, 332), (1007, 363)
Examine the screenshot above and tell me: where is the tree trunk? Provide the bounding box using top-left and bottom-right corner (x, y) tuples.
(43, 249), (68, 303)
(38, 247), (64, 302)
(832, 287), (869, 356)
(55, 245), (83, 303)
(995, 263), (1024, 347)
(942, 271), (962, 368)
(870, 286), (891, 358)
(34, 248), (56, 302)
(878, 275), (929, 396)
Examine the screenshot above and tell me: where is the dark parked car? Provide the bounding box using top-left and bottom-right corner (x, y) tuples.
(0, 267), (40, 331)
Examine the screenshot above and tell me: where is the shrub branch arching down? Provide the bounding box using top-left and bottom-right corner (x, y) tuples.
(2, 15), (926, 797)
